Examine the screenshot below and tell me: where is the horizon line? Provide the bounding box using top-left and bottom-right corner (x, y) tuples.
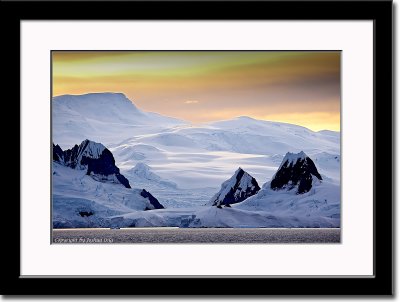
(52, 91), (340, 133)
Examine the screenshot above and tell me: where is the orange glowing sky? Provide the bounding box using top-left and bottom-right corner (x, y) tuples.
(52, 51), (340, 131)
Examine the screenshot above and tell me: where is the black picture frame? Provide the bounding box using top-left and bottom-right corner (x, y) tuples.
(2, 0), (393, 296)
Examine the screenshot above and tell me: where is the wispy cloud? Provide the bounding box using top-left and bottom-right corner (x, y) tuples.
(184, 100), (199, 104)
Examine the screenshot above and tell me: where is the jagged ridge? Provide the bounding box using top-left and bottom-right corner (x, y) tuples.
(271, 151), (322, 194)
(211, 167), (260, 207)
(53, 139), (131, 188)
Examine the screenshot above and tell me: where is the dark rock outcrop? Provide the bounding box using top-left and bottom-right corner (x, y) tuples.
(81, 148), (131, 188)
(140, 189), (164, 210)
(79, 211), (93, 217)
(53, 143), (64, 163)
(53, 139), (131, 188)
(271, 151), (322, 194)
(210, 167), (260, 207)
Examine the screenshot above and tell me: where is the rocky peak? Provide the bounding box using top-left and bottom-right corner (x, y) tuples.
(271, 151), (322, 194)
(211, 167), (260, 207)
(53, 140), (131, 188)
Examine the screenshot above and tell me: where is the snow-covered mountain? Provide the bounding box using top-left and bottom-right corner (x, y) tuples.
(115, 116), (339, 157)
(126, 163), (177, 189)
(234, 179), (340, 227)
(52, 139), (165, 228)
(52, 163), (164, 228)
(54, 139), (131, 188)
(52, 92), (185, 148)
(53, 92), (339, 194)
(52, 92), (341, 228)
(110, 116), (339, 193)
(232, 152), (340, 227)
(52, 145), (340, 228)
(270, 151), (322, 194)
(210, 168), (260, 207)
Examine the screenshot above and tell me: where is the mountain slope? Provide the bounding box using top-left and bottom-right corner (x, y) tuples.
(124, 117), (339, 155)
(210, 168), (260, 207)
(234, 154), (340, 227)
(110, 116), (340, 192)
(52, 163), (164, 228)
(52, 139), (165, 228)
(54, 139), (131, 188)
(52, 92), (186, 148)
(126, 162), (177, 189)
(270, 151), (322, 194)
(235, 179), (340, 226)
(51, 92), (340, 221)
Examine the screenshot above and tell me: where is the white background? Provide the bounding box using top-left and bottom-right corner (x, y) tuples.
(21, 20), (374, 277)
(7, 1), (400, 301)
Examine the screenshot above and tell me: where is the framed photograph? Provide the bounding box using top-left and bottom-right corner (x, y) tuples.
(4, 0), (393, 295)
(51, 49), (343, 243)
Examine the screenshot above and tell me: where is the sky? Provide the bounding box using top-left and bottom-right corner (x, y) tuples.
(52, 51), (340, 131)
